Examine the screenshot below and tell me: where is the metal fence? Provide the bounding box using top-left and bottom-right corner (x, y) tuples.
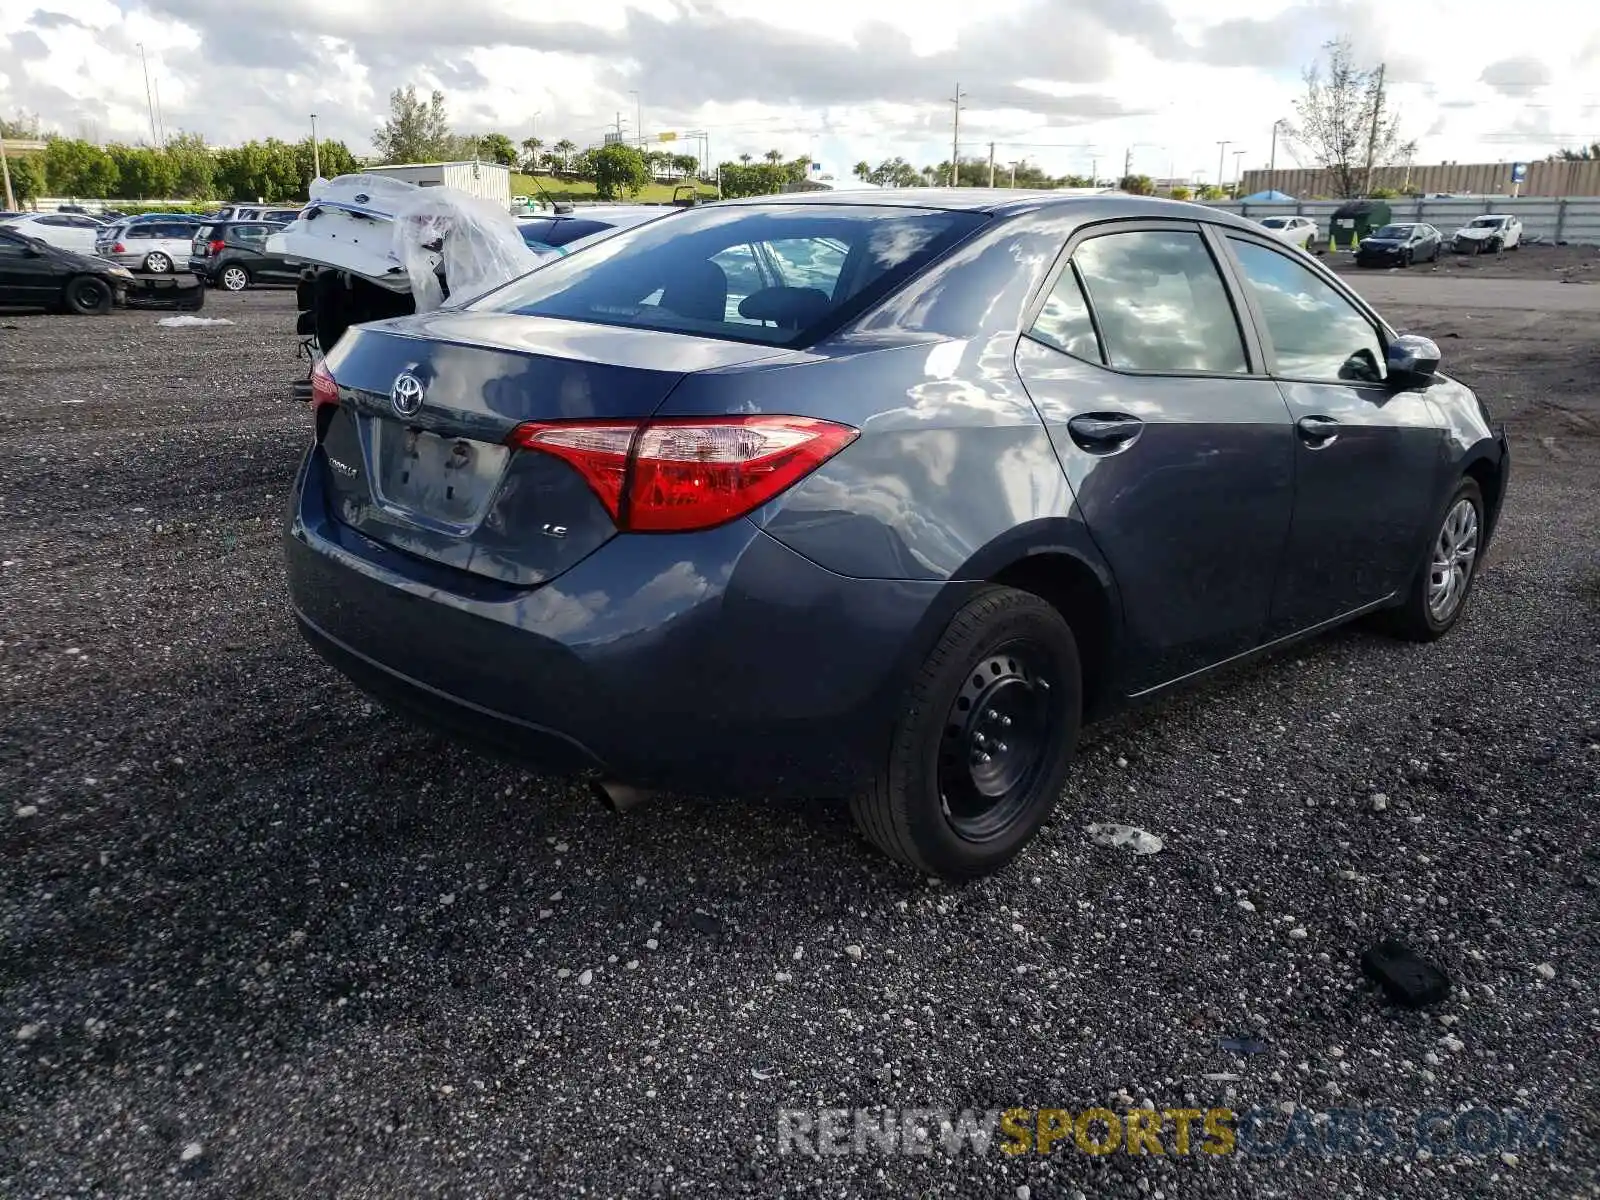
(1201, 196), (1600, 246)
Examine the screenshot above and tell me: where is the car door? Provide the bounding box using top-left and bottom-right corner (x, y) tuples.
(1220, 231), (1448, 638)
(0, 232), (60, 303)
(230, 223), (274, 275)
(60, 214), (101, 252)
(1014, 221), (1297, 691)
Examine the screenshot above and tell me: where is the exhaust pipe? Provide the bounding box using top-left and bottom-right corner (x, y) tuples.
(591, 778), (657, 813)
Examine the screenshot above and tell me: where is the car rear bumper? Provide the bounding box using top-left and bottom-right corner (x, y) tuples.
(284, 446), (962, 798)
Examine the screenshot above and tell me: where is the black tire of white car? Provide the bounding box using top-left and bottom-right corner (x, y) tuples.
(850, 585), (1082, 881)
(65, 276), (113, 316)
(144, 252), (172, 273)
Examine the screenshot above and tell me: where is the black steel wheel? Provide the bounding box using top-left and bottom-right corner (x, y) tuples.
(65, 276), (113, 316)
(851, 585), (1082, 880)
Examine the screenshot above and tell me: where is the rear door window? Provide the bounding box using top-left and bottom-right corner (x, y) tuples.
(1070, 228), (1249, 374)
(1027, 264), (1102, 363)
(233, 224), (270, 247)
(543, 218), (613, 247)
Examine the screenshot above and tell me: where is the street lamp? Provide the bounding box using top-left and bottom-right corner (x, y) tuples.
(1269, 118), (1287, 174)
(309, 113), (321, 180)
(630, 91), (642, 149)
(1215, 140), (1231, 191)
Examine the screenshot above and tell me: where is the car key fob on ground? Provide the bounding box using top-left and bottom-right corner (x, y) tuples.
(1361, 939), (1452, 1008)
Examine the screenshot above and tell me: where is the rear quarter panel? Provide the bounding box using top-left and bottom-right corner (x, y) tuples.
(653, 206), (1116, 584)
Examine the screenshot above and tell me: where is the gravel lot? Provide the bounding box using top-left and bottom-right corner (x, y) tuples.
(2, 282), (1597, 1199)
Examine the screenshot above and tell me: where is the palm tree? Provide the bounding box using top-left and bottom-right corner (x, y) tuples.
(520, 136), (544, 174)
(763, 149), (784, 164)
(853, 160), (871, 181)
(739, 153), (752, 165)
(553, 138), (577, 172)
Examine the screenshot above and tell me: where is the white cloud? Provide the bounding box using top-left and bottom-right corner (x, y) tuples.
(2, 0), (1596, 183)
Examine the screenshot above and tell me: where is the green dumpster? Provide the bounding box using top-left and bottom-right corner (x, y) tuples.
(1329, 199), (1393, 251)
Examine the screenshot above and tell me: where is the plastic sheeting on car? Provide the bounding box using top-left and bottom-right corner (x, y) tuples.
(391, 186), (542, 313)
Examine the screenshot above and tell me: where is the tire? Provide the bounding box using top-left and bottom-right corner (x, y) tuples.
(1401, 249), (1412, 268)
(65, 276), (113, 316)
(850, 585), (1082, 880)
(143, 251), (172, 273)
(1488, 239), (1501, 255)
(220, 265), (251, 292)
(1380, 478), (1485, 643)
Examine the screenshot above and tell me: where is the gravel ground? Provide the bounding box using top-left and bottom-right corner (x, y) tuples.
(1329, 242), (1600, 282)
(1, 288), (1597, 1198)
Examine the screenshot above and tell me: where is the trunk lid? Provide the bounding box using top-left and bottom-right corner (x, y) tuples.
(316, 313), (792, 585)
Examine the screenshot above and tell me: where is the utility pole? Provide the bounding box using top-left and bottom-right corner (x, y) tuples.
(0, 141), (14, 212)
(1363, 62), (1386, 194)
(1090, 157), (1098, 185)
(1215, 140), (1231, 192)
(1008, 161), (1018, 188)
(987, 142), (995, 188)
(947, 83), (966, 186)
(615, 112), (626, 141)
(1233, 149), (1246, 195)
(631, 90), (643, 149)
(310, 113), (321, 179)
(137, 43), (158, 146)
(1269, 118), (1285, 174)
(1123, 146), (1132, 182)
(153, 76), (166, 147)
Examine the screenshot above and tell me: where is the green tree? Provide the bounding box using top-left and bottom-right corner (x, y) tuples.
(1554, 142), (1599, 160)
(1293, 38), (1406, 198)
(763, 149), (783, 164)
(519, 136), (544, 172)
(852, 160), (871, 182)
(8, 153), (46, 202)
(1169, 184), (1193, 201)
(592, 143), (649, 199)
(108, 144), (177, 198)
(671, 153), (699, 178)
(165, 132), (215, 198)
(477, 132), (517, 166)
(42, 137), (118, 197)
(1, 111), (42, 139)
(551, 138), (576, 172)
(1118, 173), (1155, 195)
(373, 86), (453, 163)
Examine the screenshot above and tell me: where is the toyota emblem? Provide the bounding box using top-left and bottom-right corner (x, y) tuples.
(390, 371), (425, 418)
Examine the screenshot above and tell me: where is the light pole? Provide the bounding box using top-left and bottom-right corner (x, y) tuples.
(947, 83), (966, 186)
(1215, 140), (1231, 192)
(630, 91), (642, 149)
(137, 43), (158, 146)
(310, 113), (321, 179)
(1269, 118), (1286, 174)
(1233, 149), (1246, 195)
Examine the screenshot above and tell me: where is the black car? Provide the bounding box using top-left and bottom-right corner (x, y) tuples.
(0, 225), (133, 314)
(1355, 223), (1442, 268)
(188, 221), (298, 290)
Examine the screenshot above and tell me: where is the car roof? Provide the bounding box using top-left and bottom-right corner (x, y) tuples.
(704, 188), (1270, 234)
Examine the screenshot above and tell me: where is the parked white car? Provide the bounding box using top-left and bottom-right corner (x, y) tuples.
(0, 211), (103, 254)
(94, 220), (200, 273)
(1256, 214), (1322, 252)
(1450, 214), (1522, 254)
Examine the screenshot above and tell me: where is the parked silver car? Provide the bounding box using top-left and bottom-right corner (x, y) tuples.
(94, 220), (201, 273)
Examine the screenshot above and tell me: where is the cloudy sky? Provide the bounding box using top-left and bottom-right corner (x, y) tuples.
(2, 0), (1597, 184)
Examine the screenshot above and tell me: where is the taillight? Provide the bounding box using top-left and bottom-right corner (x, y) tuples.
(310, 359), (339, 413)
(208, 239), (225, 256)
(111, 242), (125, 254)
(506, 415), (857, 533)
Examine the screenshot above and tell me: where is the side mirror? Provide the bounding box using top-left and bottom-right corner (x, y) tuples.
(1387, 333), (1440, 388)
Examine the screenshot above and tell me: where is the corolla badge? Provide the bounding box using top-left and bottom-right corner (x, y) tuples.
(390, 371), (425, 417)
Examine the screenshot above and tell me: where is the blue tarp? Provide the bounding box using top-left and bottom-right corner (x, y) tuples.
(1240, 189), (1296, 202)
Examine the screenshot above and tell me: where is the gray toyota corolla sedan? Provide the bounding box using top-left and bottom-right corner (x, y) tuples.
(287, 190), (1509, 880)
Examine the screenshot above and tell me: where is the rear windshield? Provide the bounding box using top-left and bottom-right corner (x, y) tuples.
(1372, 224), (1412, 239)
(1259, 217), (1287, 228)
(471, 205), (986, 345)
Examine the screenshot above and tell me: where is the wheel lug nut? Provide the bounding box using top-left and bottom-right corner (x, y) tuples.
(1000, 716), (1012, 727)
(986, 709), (999, 720)
(995, 742), (1008, 753)
(975, 752), (992, 764)
(973, 733), (987, 747)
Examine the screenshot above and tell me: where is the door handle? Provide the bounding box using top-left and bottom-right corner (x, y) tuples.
(1296, 415), (1340, 446)
(1067, 413), (1144, 453)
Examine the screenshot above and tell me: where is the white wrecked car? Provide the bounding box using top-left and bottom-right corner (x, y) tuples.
(268, 172), (544, 358)
(1449, 214), (1523, 254)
